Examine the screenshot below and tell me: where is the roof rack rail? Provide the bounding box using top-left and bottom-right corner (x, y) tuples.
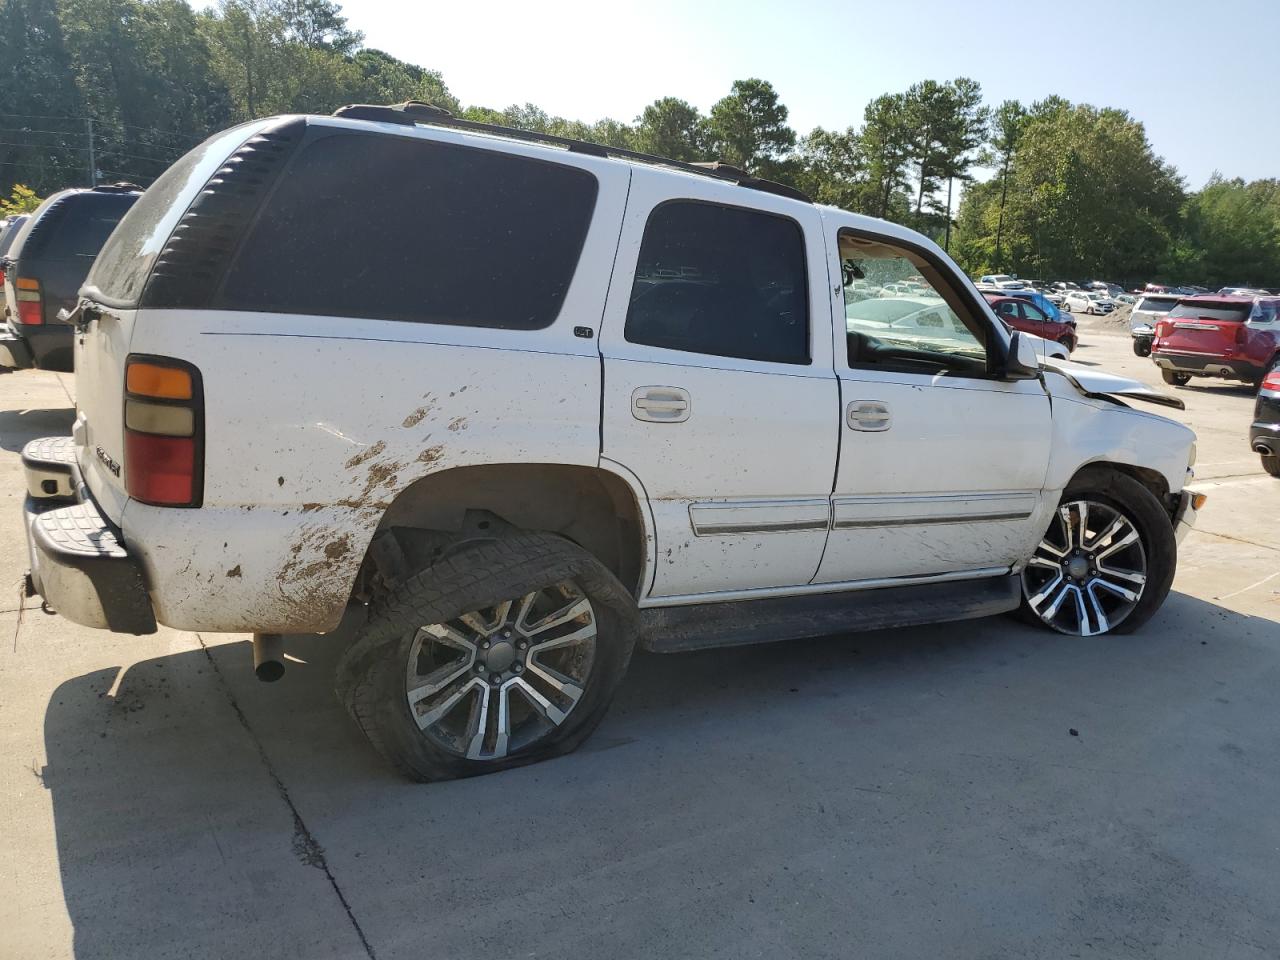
(331, 101), (811, 204)
(91, 182), (143, 193)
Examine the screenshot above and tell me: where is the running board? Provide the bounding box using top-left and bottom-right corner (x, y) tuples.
(638, 573), (1020, 653)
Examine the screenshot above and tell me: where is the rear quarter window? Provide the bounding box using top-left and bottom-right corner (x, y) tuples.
(87, 123), (263, 306)
(216, 132), (599, 329)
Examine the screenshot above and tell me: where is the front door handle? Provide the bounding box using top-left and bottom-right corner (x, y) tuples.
(847, 400), (891, 431)
(632, 386), (691, 423)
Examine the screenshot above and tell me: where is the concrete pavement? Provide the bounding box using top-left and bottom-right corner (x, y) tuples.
(1, 324), (1278, 959)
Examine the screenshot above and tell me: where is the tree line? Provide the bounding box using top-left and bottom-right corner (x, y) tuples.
(2, 0), (1277, 288)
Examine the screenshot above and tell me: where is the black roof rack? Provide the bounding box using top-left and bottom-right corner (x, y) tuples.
(331, 101), (811, 204)
(91, 182), (143, 193)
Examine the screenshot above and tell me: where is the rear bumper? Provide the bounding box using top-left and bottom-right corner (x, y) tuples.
(11, 321), (73, 372)
(1250, 419), (1280, 457)
(1151, 352), (1263, 382)
(1172, 487), (1205, 545)
(22, 436), (156, 634)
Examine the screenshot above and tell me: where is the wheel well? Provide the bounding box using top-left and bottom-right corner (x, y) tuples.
(1069, 462), (1174, 515)
(355, 463), (647, 599)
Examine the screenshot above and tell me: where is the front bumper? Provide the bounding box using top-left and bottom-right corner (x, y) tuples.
(1172, 487), (1206, 544)
(22, 436), (156, 634)
(1152, 352), (1264, 383)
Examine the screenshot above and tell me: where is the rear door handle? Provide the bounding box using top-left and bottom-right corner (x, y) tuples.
(847, 400), (891, 432)
(632, 386), (691, 423)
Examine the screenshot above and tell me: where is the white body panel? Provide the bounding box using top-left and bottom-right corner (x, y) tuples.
(598, 169), (839, 597)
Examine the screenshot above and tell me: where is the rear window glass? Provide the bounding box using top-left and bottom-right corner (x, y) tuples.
(1136, 296), (1179, 312)
(24, 194), (137, 260)
(216, 133), (598, 329)
(87, 123), (262, 305)
(0, 217), (27, 257)
(1168, 302), (1251, 322)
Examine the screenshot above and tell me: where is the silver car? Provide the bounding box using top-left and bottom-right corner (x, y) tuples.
(1129, 293), (1181, 356)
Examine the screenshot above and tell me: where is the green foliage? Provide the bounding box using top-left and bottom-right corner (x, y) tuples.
(0, 0), (1273, 285)
(707, 78), (795, 177)
(0, 184), (43, 214)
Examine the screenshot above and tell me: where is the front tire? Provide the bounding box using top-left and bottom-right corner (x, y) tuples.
(1161, 369), (1191, 386)
(1133, 337), (1152, 357)
(1020, 467), (1176, 636)
(336, 532), (638, 782)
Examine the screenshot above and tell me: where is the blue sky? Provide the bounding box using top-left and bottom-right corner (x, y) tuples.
(352, 0), (1277, 189)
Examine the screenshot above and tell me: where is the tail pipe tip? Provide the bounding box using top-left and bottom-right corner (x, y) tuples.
(252, 632), (285, 682)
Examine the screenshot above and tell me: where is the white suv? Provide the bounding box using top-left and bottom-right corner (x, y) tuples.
(22, 103), (1203, 781)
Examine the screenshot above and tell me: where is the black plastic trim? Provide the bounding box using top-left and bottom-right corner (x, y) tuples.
(638, 573), (1020, 652)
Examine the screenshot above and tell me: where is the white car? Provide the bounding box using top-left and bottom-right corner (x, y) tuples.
(978, 274), (1029, 291)
(21, 102), (1203, 782)
(1062, 291), (1115, 315)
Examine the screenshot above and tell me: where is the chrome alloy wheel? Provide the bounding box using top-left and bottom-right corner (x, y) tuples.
(405, 582), (597, 760)
(1022, 500), (1148, 636)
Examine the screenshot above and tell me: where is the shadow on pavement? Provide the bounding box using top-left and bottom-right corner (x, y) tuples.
(43, 591), (1280, 959)
(0, 406), (75, 452)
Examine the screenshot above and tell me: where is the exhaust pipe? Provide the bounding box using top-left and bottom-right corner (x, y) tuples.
(252, 633), (285, 682)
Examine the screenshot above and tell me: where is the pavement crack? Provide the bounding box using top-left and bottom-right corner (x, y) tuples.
(195, 633), (377, 960)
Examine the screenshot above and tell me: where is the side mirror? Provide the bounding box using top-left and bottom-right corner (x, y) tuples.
(1002, 330), (1041, 379)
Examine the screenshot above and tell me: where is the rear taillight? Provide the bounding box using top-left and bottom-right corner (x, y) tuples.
(1262, 371), (1280, 393)
(15, 277), (42, 325)
(0, 266), (6, 285)
(124, 356), (202, 507)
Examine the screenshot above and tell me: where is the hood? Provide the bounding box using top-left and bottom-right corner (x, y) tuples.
(1042, 359), (1185, 410)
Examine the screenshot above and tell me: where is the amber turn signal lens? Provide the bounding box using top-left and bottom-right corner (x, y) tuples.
(15, 277), (39, 291)
(127, 362), (193, 400)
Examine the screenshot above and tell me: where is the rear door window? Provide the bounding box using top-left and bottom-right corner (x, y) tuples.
(217, 132), (599, 329)
(624, 200), (810, 365)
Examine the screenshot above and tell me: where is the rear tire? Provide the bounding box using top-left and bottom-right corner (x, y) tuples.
(1133, 337), (1152, 357)
(1262, 454), (1280, 478)
(335, 532), (638, 782)
(1161, 369), (1191, 386)
(1019, 467), (1176, 636)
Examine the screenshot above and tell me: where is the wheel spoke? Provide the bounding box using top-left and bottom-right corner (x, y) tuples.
(528, 621), (596, 655)
(463, 685), (494, 759)
(1096, 563), (1146, 587)
(519, 596), (592, 637)
(1086, 513), (1126, 552)
(1075, 501), (1090, 549)
(1028, 554), (1063, 571)
(1095, 525), (1139, 562)
(1028, 570), (1065, 611)
(511, 677), (569, 726)
(1084, 583), (1110, 635)
(418, 623), (477, 655)
(1042, 581), (1075, 620)
(524, 658), (585, 705)
(1090, 575), (1140, 603)
(415, 677), (484, 731)
(407, 660), (474, 708)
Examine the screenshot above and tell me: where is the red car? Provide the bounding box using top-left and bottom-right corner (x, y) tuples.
(1150, 295), (1280, 387)
(984, 294), (1078, 352)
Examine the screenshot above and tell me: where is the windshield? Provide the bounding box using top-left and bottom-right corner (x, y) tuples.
(1167, 301), (1251, 322)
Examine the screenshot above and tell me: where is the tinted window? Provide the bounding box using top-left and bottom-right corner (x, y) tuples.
(23, 193), (137, 260)
(1022, 302), (1048, 322)
(89, 124), (258, 305)
(1135, 296), (1179, 312)
(217, 133), (598, 329)
(625, 201), (809, 364)
(1168, 301), (1251, 322)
